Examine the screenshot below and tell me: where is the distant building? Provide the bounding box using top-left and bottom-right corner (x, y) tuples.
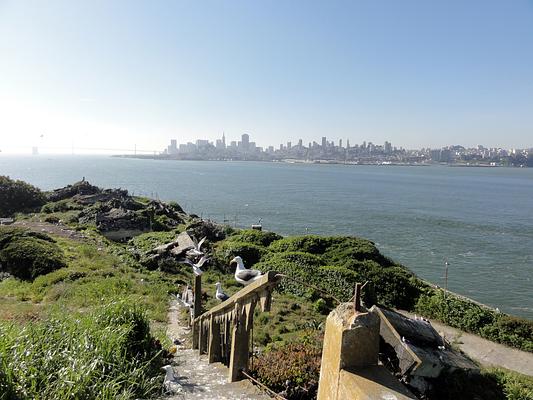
(322, 136), (327, 148)
(339, 139), (342, 148)
(241, 134), (250, 150)
(287, 141), (292, 150)
(168, 139), (178, 154)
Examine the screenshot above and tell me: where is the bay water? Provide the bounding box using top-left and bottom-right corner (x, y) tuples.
(1, 155), (532, 319)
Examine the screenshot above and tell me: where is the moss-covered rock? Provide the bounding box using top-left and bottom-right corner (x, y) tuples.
(0, 227), (67, 281)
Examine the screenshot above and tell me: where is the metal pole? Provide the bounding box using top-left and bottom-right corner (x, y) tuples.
(444, 261), (449, 298)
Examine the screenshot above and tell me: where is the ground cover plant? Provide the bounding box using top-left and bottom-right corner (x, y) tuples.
(0, 224), (183, 399)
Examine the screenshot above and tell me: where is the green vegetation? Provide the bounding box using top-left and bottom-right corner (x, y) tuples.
(0, 227), (67, 281)
(416, 292), (533, 352)
(425, 368), (533, 400)
(0, 215), (181, 398)
(251, 340), (322, 398)
(0, 176), (46, 216)
(0, 302), (164, 399)
(2, 179), (532, 400)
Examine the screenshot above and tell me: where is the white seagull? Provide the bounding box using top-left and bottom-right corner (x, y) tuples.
(215, 282), (229, 302)
(161, 365), (183, 395)
(231, 256), (263, 286)
(187, 236), (207, 257)
(180, 256), (209, 276)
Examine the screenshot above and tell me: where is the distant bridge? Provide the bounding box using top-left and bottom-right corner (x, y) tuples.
(1, 145), (160, 154)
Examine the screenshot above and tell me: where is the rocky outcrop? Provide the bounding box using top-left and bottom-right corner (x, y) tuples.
(48, 181), (188, 241)
(47, 180), (101, 202)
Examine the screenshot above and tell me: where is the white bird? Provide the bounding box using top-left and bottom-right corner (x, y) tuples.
(161, 365), (183, 395)
(180, 256), (209, 276)
(215, 282), (229, 302)
(187, 236), (207, 257)
(231, 256), (263, 286)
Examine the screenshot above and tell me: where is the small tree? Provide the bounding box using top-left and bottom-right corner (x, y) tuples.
(0, 176), (46, 216)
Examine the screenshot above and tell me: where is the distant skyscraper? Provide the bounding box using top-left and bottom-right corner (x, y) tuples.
(241, 133), (250, 150)
(298, 139), (303, 147)
(339, 139), (342, 148)
(346, 139), (350, 148)
(222, 132), (226, 148)
(322, 136), (327, 148)
(287, 141), (291, 150)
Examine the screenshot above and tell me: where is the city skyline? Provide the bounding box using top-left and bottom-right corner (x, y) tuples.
(151, 132), (531, 167)
(1, 1), (533, 153)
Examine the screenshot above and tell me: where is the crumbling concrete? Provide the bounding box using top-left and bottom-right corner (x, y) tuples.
(317, 303), (416, 400)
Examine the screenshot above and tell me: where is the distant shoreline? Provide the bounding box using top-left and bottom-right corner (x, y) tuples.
(113, 154), (530, 168)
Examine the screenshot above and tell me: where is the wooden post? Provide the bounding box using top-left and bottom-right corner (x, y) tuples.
(192, 319), (199, 349)
(208, 314), (222, 363)
(194, 274), (202, 319)
(224, 317), (231, 366)
(200, 317), (209, 354)
(354, 282), (362, 312)
(229, 304), (250, 382)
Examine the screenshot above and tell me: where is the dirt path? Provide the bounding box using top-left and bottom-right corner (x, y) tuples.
(164, 299), (271, 400)
(13, 220), (88, 241)
(400, 310), (533, 376)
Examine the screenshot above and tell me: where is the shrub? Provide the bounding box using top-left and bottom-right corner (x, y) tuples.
(0, 176), (46, 216)
(269, 235), (334, 254)
(251, 341), (321, 399)
(213, 241), (267, 271)
(0, 227), (66, 281)
(416, 291), (533, 352)
(227, 229), (283, 247)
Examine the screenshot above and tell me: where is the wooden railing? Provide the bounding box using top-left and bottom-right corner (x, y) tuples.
(191, 271), (281, 382)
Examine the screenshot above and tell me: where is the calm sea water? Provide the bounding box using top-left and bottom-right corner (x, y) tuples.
(1, 155), (532, 319)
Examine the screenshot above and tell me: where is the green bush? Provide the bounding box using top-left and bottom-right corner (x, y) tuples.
(0, 301), (164, 399)
(251, 341), (321, 399)
(0, 227), (66, 281)
(0, 176), (46, 216)
(269, 235), (335, 254)
(269, 235), (388, 264)
(227, 229), (283, 247)
(213, 240), (267, 271)
(416, 291), (533, 352)
(489, 368), (533, 400)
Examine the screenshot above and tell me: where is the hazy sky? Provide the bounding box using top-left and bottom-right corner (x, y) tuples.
(1, 0), (532, 154)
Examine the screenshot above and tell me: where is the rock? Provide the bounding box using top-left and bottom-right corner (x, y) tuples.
(47, 180), (101, 202)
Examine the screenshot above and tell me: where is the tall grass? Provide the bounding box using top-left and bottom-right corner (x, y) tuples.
(0, 301), (164, 400)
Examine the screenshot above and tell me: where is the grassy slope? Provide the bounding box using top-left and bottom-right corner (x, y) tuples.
(0, 225), (186, 399)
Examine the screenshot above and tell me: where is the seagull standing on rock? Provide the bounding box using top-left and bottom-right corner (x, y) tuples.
(231, 256), (263, 286)
(179, 256), (209, 276)
(215, 282), (229, 302)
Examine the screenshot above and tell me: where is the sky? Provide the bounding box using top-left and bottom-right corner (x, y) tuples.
(0, 0), (532, 154)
